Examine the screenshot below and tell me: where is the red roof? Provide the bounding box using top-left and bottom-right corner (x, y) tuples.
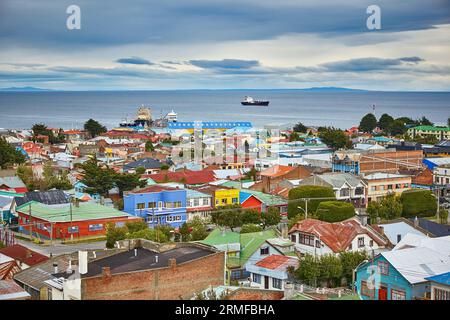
(0, 261), (21, 280)
(260, 165), (295, 178)
(143, 170), (216, 185)
(255, 254), (299, 270)
(288, 218), (386, 253)
(131, 185), (179, 194)
(0, 245), (48, 267)
(63, 130), (83, 135)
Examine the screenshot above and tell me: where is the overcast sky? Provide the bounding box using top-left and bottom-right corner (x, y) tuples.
(0, 0), (449, 90)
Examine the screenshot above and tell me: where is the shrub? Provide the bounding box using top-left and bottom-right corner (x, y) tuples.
(400, 189), (437, 217)
(288, 185), (336, 218)
(316, 201), (355, 222)
(240, 223), (263, 234)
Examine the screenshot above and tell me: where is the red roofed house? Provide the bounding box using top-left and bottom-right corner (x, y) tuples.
(144, 169), (216, 186)
(255, 165), (313, 193)
(0, 244), (48, 270)
(246, 254), (299, 291)
(288, 218), (388, 256)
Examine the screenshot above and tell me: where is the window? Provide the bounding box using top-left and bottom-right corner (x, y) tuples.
(361, 281), (374, 298)
(252, 273), (261, 284)
(290, 235), (296, 243)
(315, 240), (321, 248)
(232, 197), (238, 204)
(299, 233), (315, 246)
(89, 224), (103, 231)
(193, 198), (199, 206)
(371, 186), (377, 191)
(391, 289), (406, 300)
(148, 202), (157, 208)
(397, 234), (402, 243)
(260, 247), (269, 255)
(378, 261), (389, 275)
(115, 221), (125, 227)
(221, 198), (227, 204)
(434, 288), (450, 300)
(136, 203), (145, 209)
(68, 226), (79, 233)
(355, 187), (364, 195)
(369, 240), (374, 247)
(387, 184), (393, 190)
(358, 237), (365, 248)
(272, 278), (282, 289)
(348, 243), (352, 250)
(174, 201), (182, 208)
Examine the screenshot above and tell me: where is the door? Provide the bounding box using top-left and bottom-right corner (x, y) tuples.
(264, 276), (269, 289)
(378, 286), (388, 300)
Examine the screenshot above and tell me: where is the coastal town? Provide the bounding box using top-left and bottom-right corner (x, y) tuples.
(0, 107), (449, 301)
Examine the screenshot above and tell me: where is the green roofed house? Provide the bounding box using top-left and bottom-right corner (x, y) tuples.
(198, 228), (278, 284)
(407, 125), (450, 141)
(239, 189), (288, 214)
(16, 201), (141, 240)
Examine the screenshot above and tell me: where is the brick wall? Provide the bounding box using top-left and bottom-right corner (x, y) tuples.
(81, 251), (225, 300)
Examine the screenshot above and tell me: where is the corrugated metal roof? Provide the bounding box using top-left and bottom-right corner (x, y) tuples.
(14, 190), (69, 207)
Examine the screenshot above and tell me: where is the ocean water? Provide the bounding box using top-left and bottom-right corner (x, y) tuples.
(0, 90), (449, 130)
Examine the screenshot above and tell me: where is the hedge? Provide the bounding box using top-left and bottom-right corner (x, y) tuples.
(400, 189), (437, 218)
(288, 185), (336, 218)
(316, 201), (356, 222)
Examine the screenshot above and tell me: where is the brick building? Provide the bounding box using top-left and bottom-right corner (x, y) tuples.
(43, 240), (225, 300)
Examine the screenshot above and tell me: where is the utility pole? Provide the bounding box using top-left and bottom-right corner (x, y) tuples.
(70, 202), (73, 241)
(224, 243), (228, 286)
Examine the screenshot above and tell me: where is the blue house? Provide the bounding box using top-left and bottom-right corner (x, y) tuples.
(123, 185), (187, 228)
(356, 246), (450, 300)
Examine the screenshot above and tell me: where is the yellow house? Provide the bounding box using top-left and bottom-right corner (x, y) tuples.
(214, 188), (240, 207)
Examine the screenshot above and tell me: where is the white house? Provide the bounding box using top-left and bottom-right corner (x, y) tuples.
(288, 218), (388, 257)
(246, 254), (299, 291)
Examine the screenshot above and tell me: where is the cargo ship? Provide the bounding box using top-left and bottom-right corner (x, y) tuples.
(241, 96), (269, 106)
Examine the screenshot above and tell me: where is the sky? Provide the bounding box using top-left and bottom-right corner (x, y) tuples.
(0, 0), (449, 91)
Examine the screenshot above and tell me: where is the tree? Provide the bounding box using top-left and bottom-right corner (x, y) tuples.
(240, 224), (263, 233)
(218, 207), (242, 231)
(243, 167), (257, 181)
(390, 119), (408, 136)
(339, 251), (367, 284)
(80, 156), (116, 196)
(293, 122), (308, 133)
(366, 201), (381, 223)
(288, 185), (336, 219)
(0, 138), (26, 169)
(84, 119), (107, 138)
(378, 113), (394, 133)
(42, 162), (72, 190)
(439, 207), (449, 225)
(293, 254), (321, 286)
(261, 207), (281, 229)
(189, 216), (208, 241)
(241, 209), (260, 225)
(145, 140), (154, 152)
(319, 254), (343, 287)
(115, 172), (146, 197)
(105, 223), (127, 248)
(319, 127), (351, 150)
(359, 113), (377, 133)
(417, 116), (433, 126)
(179, 222), (191, 242)
(378, 193), (403, 220)
(135, 167), (146, 175)
(447, 117), (450, 127)
(125, 221), (148, 234)
(289, 132), (301, 142)
(316, 201), (355, 222)
(400, 189), (437, 218)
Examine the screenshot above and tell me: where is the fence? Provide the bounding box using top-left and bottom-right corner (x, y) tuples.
(0, 227), (16, 247)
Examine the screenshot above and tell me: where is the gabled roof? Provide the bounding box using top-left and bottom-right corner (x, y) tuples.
(255, 254), (298, 271)
(0, 260), (21, 280)
(312, 172), (365, 189)
(408, 218), (450, 237)
(14, 190), (69, 207)
(240, 189), (287, 206)
(260, 165), (296, 178)
(426, 272), (450, 286)
(289, 218), (387, 252)
(0, 176), (26, 189)
(0, 245), (48, 267)
(124, 157), (163, 170)
(144, 169), (216, 185)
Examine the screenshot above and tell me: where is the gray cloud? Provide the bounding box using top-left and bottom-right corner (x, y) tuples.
(320, 57), (426, 72)
(115, 57), (153, 65)
(189, 59), (260, 70)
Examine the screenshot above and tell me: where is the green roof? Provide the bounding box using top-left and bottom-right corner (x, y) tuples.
(16, 201), (134, 223)
(240, 189), (287, 206)
(198, 228), (278, 268)
(410, 125), (450, 132)
(0, 190), (24, 197)
(219, 181), (243, 189)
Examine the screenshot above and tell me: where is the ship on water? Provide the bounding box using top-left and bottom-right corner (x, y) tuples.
(119, 106), (177, 130)
(241, 96), (269, 106)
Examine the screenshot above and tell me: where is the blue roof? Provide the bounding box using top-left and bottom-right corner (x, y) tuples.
(168, 121), (252, 129)
(409, 218), (450, 237)
(426, 272), (450, 286)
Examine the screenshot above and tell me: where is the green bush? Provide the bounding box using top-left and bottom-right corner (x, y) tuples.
(400, 189), (437, 217)
(316, 201), (355, 222)
(240, 223), (263, 234)
(288, 185), (336, 218)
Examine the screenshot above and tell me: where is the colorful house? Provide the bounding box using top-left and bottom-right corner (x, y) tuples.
(198, 228), (277, 284)
(186, 189), (213, 221)
(239, 189), (288, 214)
(426, 272), (450, 300)
(0, 177), (27, 194)
(16, 202), (140, 240)
(123, 185), (187, 228)
(193, 185), (240, 208)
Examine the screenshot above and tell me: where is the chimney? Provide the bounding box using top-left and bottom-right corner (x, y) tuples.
(78, 251), (88, 275)
(379, 226), (385, 235)
(26, 250), (32, 259)
(66, 259), (73, 274)
(102, 266), (111, 278)
(414, 216), (419, 228)
(134, 248), (138, 257)
(53, 262), (58, 274)
(155, 255), (159, 263)
(93, 251), (97, 259)
(168, 258), (177, 271)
